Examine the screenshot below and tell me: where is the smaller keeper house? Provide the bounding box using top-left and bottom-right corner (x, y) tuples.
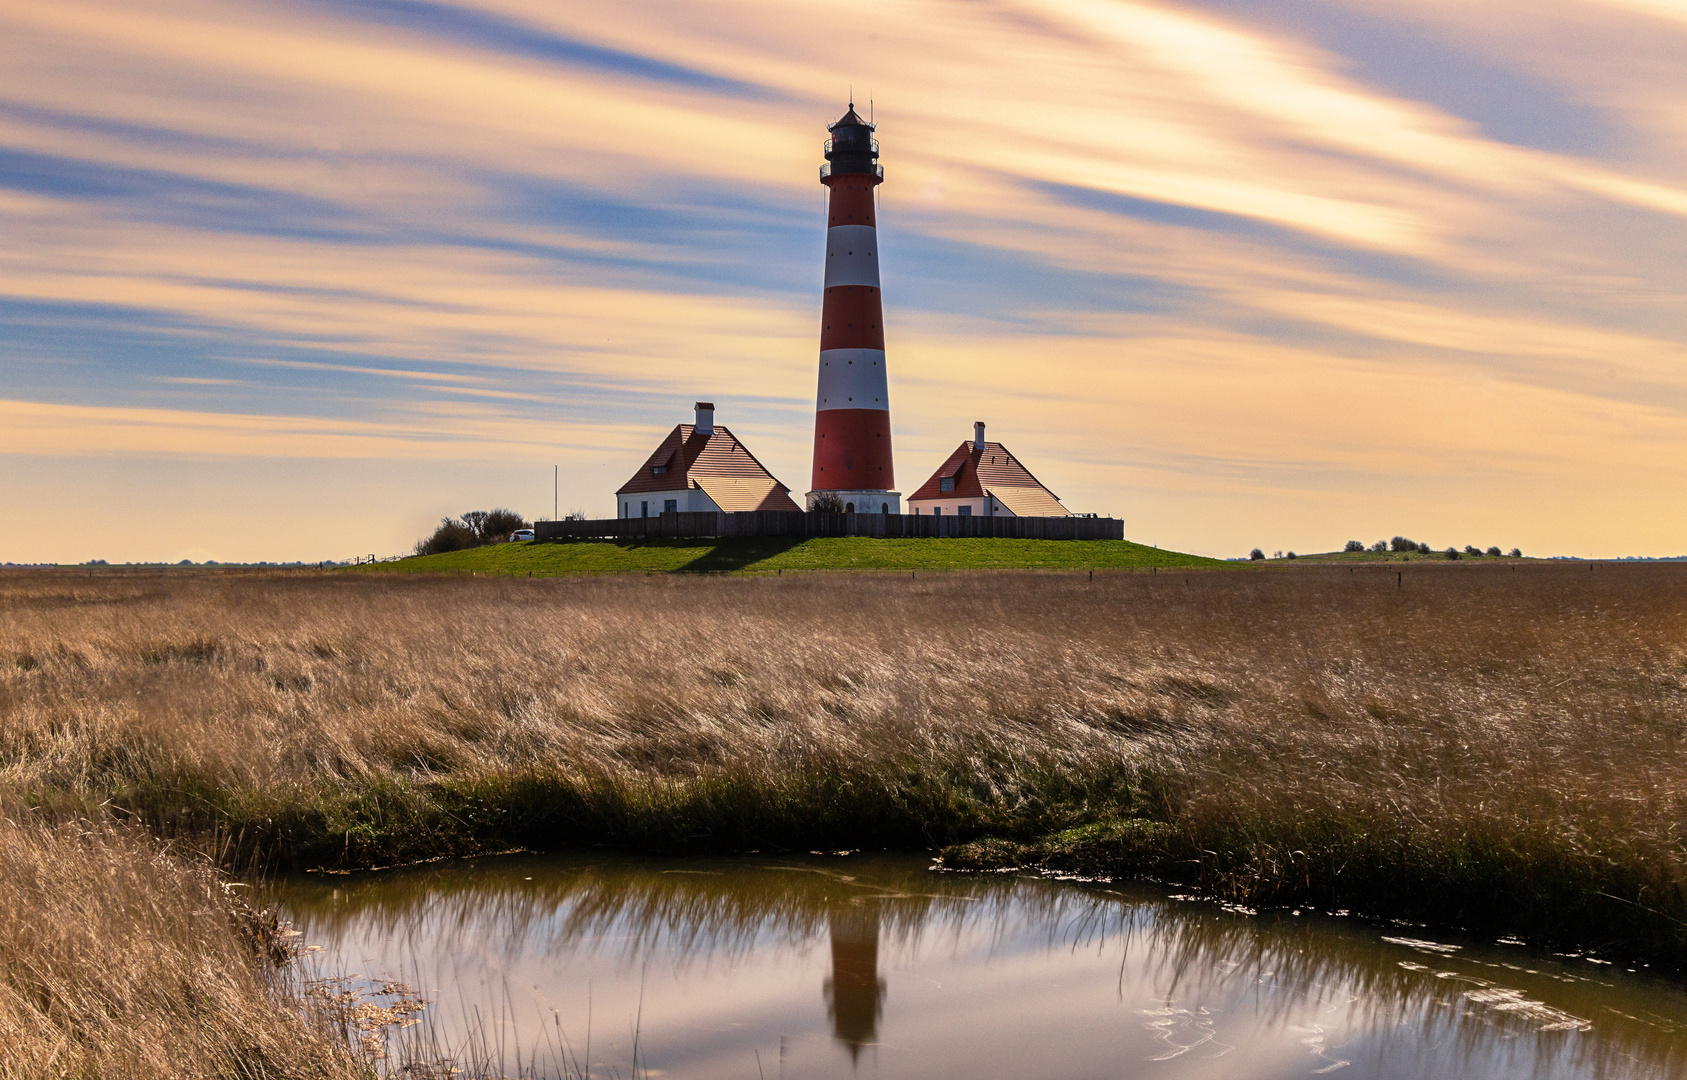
(616, 403), (803, 518)
(906, 422), (1070, 519)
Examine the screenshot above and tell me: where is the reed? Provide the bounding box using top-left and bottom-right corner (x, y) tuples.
(2, 562), (1686, 971)
(0, 813), (364, 1079)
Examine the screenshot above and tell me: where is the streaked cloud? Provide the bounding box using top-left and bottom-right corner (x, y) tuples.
(1, 0), (1685, 560)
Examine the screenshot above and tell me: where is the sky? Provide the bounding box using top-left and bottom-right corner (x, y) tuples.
(4, 0), (1687, 562)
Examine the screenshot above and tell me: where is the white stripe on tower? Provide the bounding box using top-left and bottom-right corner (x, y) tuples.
(823, 225), (880, 288)
(816, 348), (889, 410)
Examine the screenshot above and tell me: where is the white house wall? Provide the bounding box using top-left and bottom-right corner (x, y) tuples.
(616, 486), (720, 518)
(906, 496), (1008, 517)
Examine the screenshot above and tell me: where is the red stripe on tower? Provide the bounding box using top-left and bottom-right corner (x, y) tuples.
(808, 101), (900, 515)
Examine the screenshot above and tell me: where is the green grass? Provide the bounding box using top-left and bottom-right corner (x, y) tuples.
(375, 536), (1224, 576)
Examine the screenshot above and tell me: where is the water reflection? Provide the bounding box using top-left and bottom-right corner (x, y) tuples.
(825, 904), (884, 1058)
(271, 853), (1687, 1079)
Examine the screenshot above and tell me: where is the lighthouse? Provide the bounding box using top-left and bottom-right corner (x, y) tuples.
(808, 102), (900, 515)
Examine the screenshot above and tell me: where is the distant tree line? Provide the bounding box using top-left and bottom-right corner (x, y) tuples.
(414, 508), (529, 556)
(1250, 536), (1523, 561)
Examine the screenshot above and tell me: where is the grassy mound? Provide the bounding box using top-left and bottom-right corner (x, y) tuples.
(376, 536), (1221, 576)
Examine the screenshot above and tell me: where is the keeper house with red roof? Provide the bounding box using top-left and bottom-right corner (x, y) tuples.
(616, 403), (803, 518)
(906, 422), (1070, 519)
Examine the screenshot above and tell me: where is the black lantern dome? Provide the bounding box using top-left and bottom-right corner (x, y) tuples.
(822, 102), (882, 182)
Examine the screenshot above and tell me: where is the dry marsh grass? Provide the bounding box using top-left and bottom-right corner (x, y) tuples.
(0, 815), (363, 1079)
(3, 563), (1687, 970)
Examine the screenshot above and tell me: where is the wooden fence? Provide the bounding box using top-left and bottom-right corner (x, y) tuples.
(533, 512), (1124, 542)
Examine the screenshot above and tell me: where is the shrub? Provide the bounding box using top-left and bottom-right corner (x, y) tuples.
(1465, 545), (1483, 556)
(1286, 551), (1297, 560)
(1249, 548), (1265, 561)
(1509, 548), (1523, 558)
(463, 508), (528, 544)
(1390, 536), (1416, 552)
(564, 509), (588, 521)
(1417, 542), (1431, 555)
(1344, 540), (1365, 552)
(1487, 546), (1502, 557)
(415, 509), (531, 555)
(1370, 541), (1387, 552)
(415, 519), (478, 556)
(1445, 547), (1460, 560)
(810, 492), (845, 513)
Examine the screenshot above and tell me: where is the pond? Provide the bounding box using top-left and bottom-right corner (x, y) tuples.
(272, 852), (1687, 1078)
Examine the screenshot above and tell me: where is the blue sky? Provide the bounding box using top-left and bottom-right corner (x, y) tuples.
(3, 0), (1687, 561)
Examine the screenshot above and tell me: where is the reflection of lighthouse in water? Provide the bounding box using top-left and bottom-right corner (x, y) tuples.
(824, 903), (886, 1061)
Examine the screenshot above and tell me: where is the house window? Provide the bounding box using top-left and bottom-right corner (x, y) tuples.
(881, 503), (889, 514)
(651, 465), (666, 475)
(845, 502), (854, 513)
(664, 499), (677, 514)
(959, 505), (971, 517)
(640, 501), (648, 517)
(933, 506), (941, 516)
(939, 477), (954, 492)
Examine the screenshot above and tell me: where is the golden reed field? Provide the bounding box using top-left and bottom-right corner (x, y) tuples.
(1, 561), (1685, 1075)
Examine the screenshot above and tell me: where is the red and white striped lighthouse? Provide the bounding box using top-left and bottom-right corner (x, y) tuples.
(808, 102), (899, 515)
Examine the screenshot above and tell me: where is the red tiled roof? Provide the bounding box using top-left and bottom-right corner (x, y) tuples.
(907, 440), (1068, 515)
(616, 424), (800, 511)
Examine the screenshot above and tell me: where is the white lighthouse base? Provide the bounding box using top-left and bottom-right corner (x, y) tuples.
(807, 490), (901, 515)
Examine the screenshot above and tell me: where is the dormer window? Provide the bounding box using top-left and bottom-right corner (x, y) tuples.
(651, 464), (667, 475)
(939, 477), (954, 492)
